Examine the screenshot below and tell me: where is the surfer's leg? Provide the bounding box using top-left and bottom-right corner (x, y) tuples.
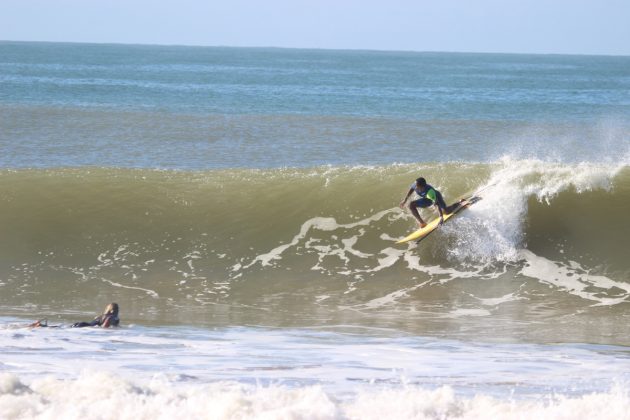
(409, 199), (431, 227)
(444, 202), (460, 214)
(441, 191), (467, 214)
(444, 202), (463, 214)
(408, 202), (424, 224)
(435, 191), (453, 214)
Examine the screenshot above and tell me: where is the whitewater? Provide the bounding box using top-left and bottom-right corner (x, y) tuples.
(1, 41), (630, 419)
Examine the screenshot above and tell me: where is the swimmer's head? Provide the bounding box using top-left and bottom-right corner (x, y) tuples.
(103, 303), (119, 316)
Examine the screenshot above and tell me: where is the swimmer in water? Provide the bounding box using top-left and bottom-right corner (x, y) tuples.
(71, 303), (120, 328)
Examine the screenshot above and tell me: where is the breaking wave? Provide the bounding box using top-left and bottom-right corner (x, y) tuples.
(0, 159), (628, 326)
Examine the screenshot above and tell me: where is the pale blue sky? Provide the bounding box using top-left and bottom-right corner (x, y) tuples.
(1, 0), (629, 55)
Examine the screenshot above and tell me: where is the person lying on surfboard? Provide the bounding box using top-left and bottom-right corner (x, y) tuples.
(70, 302), (120, 328)
(21, 303), (120, 329)
(399, 177), (460, 228)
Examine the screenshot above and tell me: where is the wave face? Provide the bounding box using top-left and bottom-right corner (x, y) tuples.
(1, 160), (629, 341)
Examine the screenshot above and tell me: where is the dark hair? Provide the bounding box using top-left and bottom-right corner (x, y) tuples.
(415, 177), (427, 186)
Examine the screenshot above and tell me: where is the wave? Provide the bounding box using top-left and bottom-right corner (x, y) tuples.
(0, 159), (628, 322)
(1, 372), (629, 420)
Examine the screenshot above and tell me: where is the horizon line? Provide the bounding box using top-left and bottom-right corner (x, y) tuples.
(1, 38), (628, 59)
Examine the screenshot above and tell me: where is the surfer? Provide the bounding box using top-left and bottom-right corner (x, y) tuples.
(399, 177), (460, 228)
(71, 303), (120, 328)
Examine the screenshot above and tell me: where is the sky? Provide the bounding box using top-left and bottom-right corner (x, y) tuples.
(1, 0), (629, 55)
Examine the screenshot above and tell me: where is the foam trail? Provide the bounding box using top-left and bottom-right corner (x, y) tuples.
(242, 209), (400, 269)
(519, 250), (630, 305)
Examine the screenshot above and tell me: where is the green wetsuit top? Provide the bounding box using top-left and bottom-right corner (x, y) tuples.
(410, 183), (437, 202)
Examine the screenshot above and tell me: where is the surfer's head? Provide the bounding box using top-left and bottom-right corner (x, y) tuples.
(415, 177), (427, 188)
(103, 303), (119, 316)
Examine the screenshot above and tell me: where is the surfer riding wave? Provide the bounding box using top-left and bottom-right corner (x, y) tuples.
(399, 177), (461, 228)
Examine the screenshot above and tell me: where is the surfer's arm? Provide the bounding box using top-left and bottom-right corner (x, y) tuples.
(90, 316), (103, 327)
(436, 203), (444, 224)
(100, 314), (120, 328)
(399, 188), (414, 208)
(28, 319), (46, 328)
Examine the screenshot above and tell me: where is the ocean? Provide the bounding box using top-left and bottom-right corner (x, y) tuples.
(1, 41), (630, 419)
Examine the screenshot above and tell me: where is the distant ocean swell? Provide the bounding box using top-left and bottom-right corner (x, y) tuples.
(3, 104), (630, 169)
(0, 159), (628, 316)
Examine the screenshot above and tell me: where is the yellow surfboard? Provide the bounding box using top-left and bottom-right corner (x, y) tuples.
(396, 196), (481, 244)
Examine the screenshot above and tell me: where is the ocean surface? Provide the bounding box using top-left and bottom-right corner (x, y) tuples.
(1, 41), (630, 419)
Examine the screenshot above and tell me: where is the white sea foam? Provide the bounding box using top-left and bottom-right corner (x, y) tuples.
(1, 373), (629, 420)
(345, 385), (630, 420)
(447, 308), (492, 318)
(446, 158), (623, 263)
(341, 280), (431, 310)
(475, 293), (526, 306)
(240, 209), (401, 271)
(518, 249), (630, 305)
(1, 320), (630, 418)
(3, 323), (629, 390)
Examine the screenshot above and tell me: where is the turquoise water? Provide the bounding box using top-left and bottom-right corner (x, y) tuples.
(2, 42), (629, 120)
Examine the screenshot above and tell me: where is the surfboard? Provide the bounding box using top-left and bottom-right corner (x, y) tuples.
(396, 196), (482, 244)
